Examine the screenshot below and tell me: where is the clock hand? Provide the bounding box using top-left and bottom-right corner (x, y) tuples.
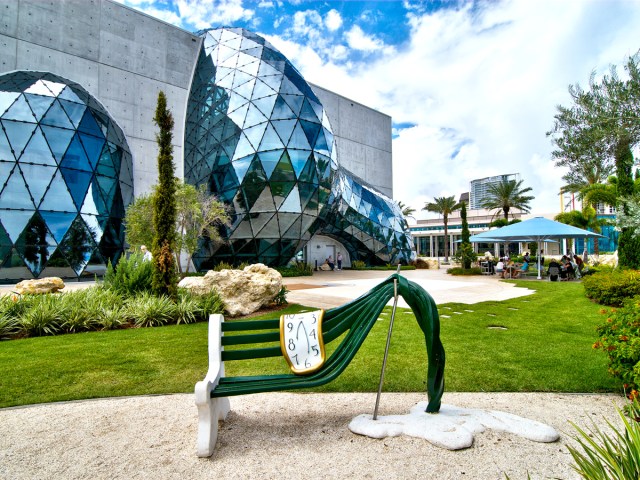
(296, 322), (311, 354)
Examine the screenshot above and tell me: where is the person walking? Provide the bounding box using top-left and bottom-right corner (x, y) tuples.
(337, 252), (343, 271)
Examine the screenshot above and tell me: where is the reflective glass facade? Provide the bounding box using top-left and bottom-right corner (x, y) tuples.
(0, 71), (133, 281)
(185, 28), (413, 267)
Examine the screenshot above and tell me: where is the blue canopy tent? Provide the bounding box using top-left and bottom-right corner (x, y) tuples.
(468, 217), (605, 279)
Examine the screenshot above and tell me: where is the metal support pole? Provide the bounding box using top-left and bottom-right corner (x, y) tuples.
(373, 265), (401, 420)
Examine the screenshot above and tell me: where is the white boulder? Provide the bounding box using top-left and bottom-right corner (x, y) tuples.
(15, 277), (65, 295)
(178, 263), (283, 316)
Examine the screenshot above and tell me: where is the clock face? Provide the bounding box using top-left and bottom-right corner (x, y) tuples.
(280, 310), (326, 375)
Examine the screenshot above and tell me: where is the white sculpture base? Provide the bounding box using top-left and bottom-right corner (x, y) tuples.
(349, 402), (559, 450)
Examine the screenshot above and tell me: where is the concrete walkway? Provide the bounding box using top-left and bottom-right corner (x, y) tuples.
(283, 268), (534, 309)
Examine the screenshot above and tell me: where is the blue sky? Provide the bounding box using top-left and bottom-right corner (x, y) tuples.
(117, 0), (640, 220)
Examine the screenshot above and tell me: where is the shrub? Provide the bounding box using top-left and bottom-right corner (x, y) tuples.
(17, 295), (63, 337)
(447, 267), (482, 276)
(58, 288), (123, 333)
(213, 261), (248, 271)
(0, 314), (19, 340)
(175, 290), (202, 325)
(0, 293), (34, 319)
(583, 270), (640, 306)
(567, 398), (640, 479)
(273, 286), (289, 306)
(103, 254), (153, 297)
(192, 290), (225, 319)
(277, 262), (313, 277)
(351, 260), (366, 270)
(124, 292), (178, 328)
(594, 297), (640, 394)
(96, 307), (127, 330)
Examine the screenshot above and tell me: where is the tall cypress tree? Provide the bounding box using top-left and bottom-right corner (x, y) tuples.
(616, 138), (640, 268)
(151, 91), (178, 297)
(458, 202), (474, 269)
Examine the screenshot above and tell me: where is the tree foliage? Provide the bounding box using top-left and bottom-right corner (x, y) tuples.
(124, 181), (229, 275)
(152, 91), (177, 298)
(548, 52), (640, 268)
(423, 195), (460, 261)
(397, 201), (416, 220)
(479, 179), (534, 221)
(456, 201), (475, 269)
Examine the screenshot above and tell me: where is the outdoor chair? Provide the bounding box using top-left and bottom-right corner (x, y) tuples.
(548, 266), (560, 282)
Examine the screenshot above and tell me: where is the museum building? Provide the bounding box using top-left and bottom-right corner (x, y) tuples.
(0, 0), (412, 281)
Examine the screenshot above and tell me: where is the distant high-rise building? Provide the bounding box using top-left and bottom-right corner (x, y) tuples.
(469, 174), (520, 210)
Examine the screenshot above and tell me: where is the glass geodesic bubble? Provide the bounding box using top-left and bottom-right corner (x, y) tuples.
(185, 27), (337, 267)
(0, 71), (133, 281)
(184, 28), (414, 267)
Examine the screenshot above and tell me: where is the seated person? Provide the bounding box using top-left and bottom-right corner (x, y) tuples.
(573, 255), (584, 273)
(523, 252), (531, 264)
(495, 260), (505, 277)
(547, 260), (561, 281)
(326, 256), (335, 271)
(320, 260), (331, 271)
(513, 261), (529, 278)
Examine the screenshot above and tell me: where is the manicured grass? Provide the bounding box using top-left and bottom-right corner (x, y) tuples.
(0, 280), (618, 408)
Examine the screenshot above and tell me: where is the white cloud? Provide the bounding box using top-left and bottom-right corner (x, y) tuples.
(325, 9), (343, 31)
(258, 1), (274, 8)
(174, 0), (253, 29)
(345, 25), (385, 52)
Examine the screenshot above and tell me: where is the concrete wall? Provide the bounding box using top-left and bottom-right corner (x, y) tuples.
(0, 0), (200, 196)
(0, 0), (393, 199)
(311, 83), (393, 197)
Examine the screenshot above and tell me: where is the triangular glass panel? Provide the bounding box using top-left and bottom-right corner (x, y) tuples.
(41, 79), (65, 96)
(40, 100), (73, 129)
(24, 79), (52, 96)
(82, 214), (103, 243)
(0, 209), (33, 245)
(249, 212), (275, 236)
(270, 181), (295, 209)
(1, 248), (29, 276)
(19, 163), (56, 206)
(58, 86), (84, 104)
(79, 133), (105, 169)
(279, 185), (301, 213)
(0, 222), (11, 264)
(299, 98), (320, 123)
(281, 94), (303, 116)
(0, 166), (34, 209)
(279, 78), (301, 96)
(40, 168), (76, 212)
(298, 154), (318, 184)
(1, 95), (35, 122)
(2, 119), (36, 157)
(243, 102), (268, 128)
(0, 128), (13, 161)
(60, 167), (93, 209)
(255, 214), (280, 238)
(282, 216), (302, 239)
(227, 100), (249, 126)
(314, 128), (330, 155)
(258, 122), (285, 151)
(14, 212), (56, 277)
(298, 181), (318, 211)
(39, 210), (76, 243)
(58, 216), (96, 275)
(232, 77), (255, 100)
(252, 78), (277, 99)
(271, 95), (296, 120)
(249, 185), (276, 213)
(232, 132), (256, 161)
(41, 125), (74, 164)
(258, 149), (284, 178)
(60, 133), (91, 171)
(288, 149), (310, 178)
(59, 99), (86, 127)
(270, 150), (295, 183)
(240, 35), (260, 52)
(230, 219), (254, 239)
(96, 146), (117, 178)
(270, 119), (296, 145)
(96, 175), (116, 210)
(250, 95), (276, 119)
(24, 93), (55, 120)
(299, 119), (321, 147)
(0, 91), (20, 117)
(257, 61), (281, 79)
(242, 121), (268, 150)
(78, 110), (104, 138)
(287, 121), (311, 151)
(231, 155), (253, 184)
(0, 160), (12, 190)
(19, 126), (56, 165)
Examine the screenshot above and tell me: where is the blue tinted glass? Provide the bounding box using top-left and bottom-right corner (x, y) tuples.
(39, 211), (76, 243)
(24, 94), (55, 119)
(61, 167), (92, 209)
(60, 134), (91, 171)
(19, 127), (56, 165)
(1, 95), (34, 122)
(0, 129), (13, 161)
(40, 101), (73, 129)
(79, 133), (105, 169)
(19, 163), (55, 206)
(78, 110), (103, 138)
(40, 125), (74, 163)
(40, 169), (75, 212)
(2, 119), (36, 156)
(59, 99), (86, 127)
(0, 166), (34, 210)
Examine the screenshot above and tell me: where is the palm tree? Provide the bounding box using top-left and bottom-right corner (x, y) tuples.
(480, 179), (534, 221)
(423, 195), (461, 261)
(397, 201), (416, 221)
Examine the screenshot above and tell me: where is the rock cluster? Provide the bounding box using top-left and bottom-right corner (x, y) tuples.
(15, 277), (65, 295)
(178, 263), (282, 316)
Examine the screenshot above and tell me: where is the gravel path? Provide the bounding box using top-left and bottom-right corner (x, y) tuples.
(0, 392), (625, 480)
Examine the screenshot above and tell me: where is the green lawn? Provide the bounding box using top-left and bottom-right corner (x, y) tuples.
(0, 280), (618, 408)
